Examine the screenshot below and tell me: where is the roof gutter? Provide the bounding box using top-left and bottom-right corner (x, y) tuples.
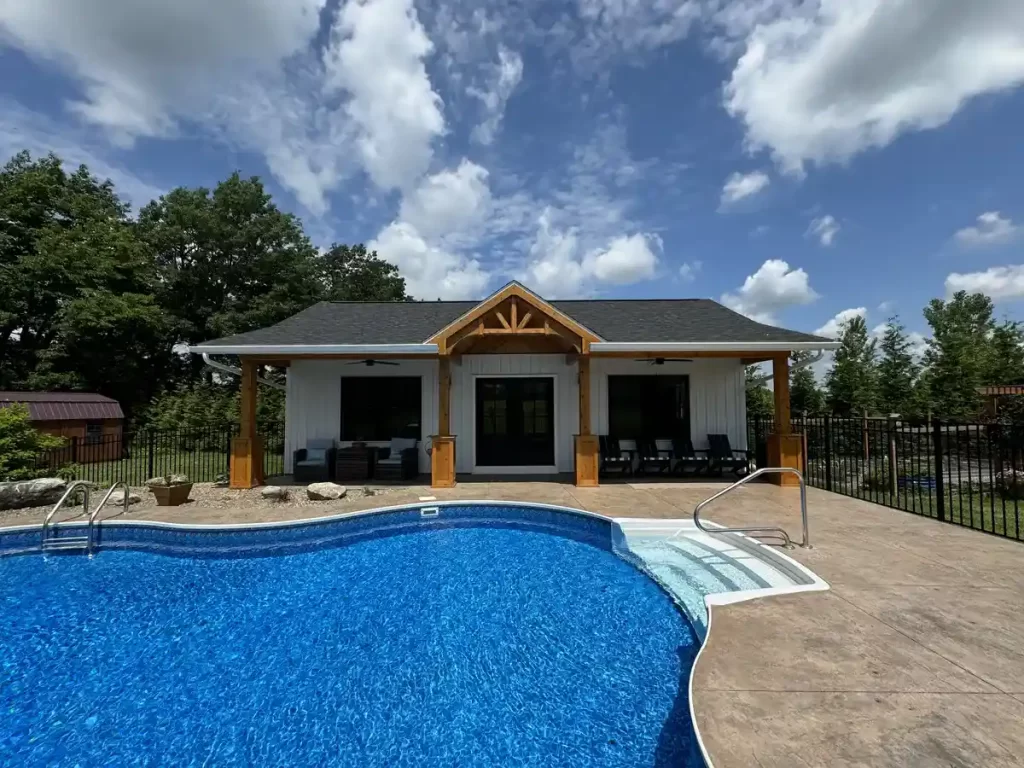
(188, 343), (440, 356)
(589, 341), (841, 353)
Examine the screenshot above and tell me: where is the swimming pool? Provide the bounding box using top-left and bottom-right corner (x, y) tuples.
(0, 504), (704, 767)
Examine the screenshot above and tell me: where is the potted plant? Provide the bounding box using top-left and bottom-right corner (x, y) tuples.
(146, 474), (193, 506)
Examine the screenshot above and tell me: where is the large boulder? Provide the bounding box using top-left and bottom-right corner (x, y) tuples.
(261, 486), (289, 501)
(0, 478), (68, 511)
(306, 482), (347, 501)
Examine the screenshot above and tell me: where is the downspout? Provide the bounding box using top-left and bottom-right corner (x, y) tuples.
(750, 351), (825, 384)
(202, 353), (286, 391)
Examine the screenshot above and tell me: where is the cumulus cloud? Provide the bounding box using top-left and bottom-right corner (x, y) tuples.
(721, 0), (1024, 174)
(720, 170), (770, 207)
(945, 265), (1024, 301)
(679, 261), (702, 282)
(807, 214), (840, 246)
(721, 259), (819, 323)
(0, 0), (445, 213)
(954, 211), (1019, 248)
(815, 307), (866, 338)
(520, 210), (661, 297)
(469, 47), (523, 145)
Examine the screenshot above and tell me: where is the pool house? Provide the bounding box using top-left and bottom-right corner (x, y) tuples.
(189, 282), (838, 489)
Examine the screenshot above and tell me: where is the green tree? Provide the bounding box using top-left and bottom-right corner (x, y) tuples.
(137, 174), (322, 361)
(923, 291), (995, 419)
(876, 317), (919, 416)
(789, 352), (824, 416)
(825, 316), (877, 415)
(985, 320), (1024, 384)
(745, 366), (774, 420)
(318, 243), (408, 301)
(0, 404), (65, 480)
(0, 151), (156, 389)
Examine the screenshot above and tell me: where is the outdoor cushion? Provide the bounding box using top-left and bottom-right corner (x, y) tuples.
(296, 459), (323, 467)
(307, 438), (334, 451)
(305, 448), (327, 463)
(389, 437), (417, 454)
(376, 456), (402, 465)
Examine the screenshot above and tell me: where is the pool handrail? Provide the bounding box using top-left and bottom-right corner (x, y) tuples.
(684, 466), (810, 548)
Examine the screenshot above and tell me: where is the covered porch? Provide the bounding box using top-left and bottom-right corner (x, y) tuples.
(213, 284), (808, 490)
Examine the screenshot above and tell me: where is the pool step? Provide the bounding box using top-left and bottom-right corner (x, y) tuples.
(41, 536), (90, 553)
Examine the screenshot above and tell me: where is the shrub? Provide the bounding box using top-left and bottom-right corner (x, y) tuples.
(0, 404), (66, 481)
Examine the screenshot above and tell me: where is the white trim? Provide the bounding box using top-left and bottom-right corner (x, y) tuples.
(590, 341), (840, 353)
(470, 373), (559, 474)
(188, 343), (439, 355)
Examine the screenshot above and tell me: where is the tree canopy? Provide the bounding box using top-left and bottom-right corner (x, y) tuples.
(0, 151), (409, 420)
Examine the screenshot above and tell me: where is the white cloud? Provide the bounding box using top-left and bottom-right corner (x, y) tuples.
(679, 261), (702, 282)
(323, 0), (444, 192)
(721, 0), (1024, 174)
(573, 0), (702, 68)
(370, 221), (489, 300)
(371, 160), (493, 299)
(815, 307), (866, 338)
(945, 265), (1024, 301)
(0, 0), (446, 213)
(720, 170), (770, 207)
(954, 211), (1019, 247)
(520, 210), (662, 297)
(721, 259), (819, 323)
(469, 47), (523, 145)
(807, 214), (840, 246)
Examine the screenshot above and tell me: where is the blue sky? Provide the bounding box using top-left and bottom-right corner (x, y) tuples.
(2, 0), (1024, 348)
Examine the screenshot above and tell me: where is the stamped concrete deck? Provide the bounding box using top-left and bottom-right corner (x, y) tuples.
(18, 480), (1024, 766)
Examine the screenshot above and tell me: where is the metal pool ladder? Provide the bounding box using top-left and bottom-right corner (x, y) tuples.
(41, 481), (130, 556)
(688, 466), (810, 548)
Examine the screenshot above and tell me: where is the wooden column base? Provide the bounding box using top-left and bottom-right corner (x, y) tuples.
(574, 434), (600, 487)
(766, 433), (803, 486)
(430, 435), (456, 488)
(230, 436), (264, 489)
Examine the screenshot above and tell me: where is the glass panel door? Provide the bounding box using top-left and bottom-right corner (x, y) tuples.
(475, 378), (555, 467)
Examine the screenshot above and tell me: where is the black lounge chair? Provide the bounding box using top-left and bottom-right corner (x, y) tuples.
(670, 438), (710, 476)
(293, 438), (336, 482)
(599, 436), (639, 476)
(706, 434), (751, 477)
(641, 439), (674, 475)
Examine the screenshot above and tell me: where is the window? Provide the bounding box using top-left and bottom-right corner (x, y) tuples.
(340, 377), (422, 441)
(608, 376), (690, 439)
(85, 422), (103, 445)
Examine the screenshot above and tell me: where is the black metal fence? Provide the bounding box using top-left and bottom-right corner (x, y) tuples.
(749, 416), (1024, 541)
(33, 423), (286, 486)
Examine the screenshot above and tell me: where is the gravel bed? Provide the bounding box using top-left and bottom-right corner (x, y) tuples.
(0, 482), (399, 523)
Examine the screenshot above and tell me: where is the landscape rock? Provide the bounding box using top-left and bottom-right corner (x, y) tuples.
(261, 486), (289, 501)
(306, 482), (347, 501)
(104, 490), (142, 507)
(0, 478), (67, 511)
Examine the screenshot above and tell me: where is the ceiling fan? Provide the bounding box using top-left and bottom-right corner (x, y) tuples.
(636, 357), (693, 366)
(345, 359), (400, 367)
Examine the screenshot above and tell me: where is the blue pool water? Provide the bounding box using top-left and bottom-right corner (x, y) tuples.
(0, 522), (701, 766)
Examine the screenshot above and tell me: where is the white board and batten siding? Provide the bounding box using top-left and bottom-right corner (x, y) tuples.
(589, 358), (748, 451)
(284, 355), (747, 475)
(284, 359), (438, 474)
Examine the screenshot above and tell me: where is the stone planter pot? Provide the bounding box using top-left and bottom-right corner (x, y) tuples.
(150, 483), (193, 506)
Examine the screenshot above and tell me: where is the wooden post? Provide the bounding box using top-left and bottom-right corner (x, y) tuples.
(431, 356), (456, 488)
(766, 354), (802, 486)
(575, 355), (599, 487)
(230, 358), (264, 488)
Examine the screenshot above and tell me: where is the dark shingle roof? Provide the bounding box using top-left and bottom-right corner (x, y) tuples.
(0, 391), (124, 421)
(196, 297), (829, 347)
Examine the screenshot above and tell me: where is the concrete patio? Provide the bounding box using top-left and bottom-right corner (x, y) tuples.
(15, 480), (1024, 766)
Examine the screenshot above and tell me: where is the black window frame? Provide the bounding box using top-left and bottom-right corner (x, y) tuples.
(607, 375), (691, 440)
(340, 376), (422, 442)
(84, 421), (104, 445)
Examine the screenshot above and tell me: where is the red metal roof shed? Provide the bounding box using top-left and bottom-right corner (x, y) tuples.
(0, 392), (125, 421)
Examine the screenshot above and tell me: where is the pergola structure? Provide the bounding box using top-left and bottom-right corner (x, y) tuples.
(223, 283), (805, 490)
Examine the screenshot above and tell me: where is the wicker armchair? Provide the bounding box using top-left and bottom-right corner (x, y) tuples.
(293, 438), (336, 483)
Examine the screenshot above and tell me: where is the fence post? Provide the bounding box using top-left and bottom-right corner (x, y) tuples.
(932, 418), (946, 522)
(888, 417), (898, 498)
(147, 431), (155, 479)
(824, 416), (833, 492)
(71, 436), (79, 464)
